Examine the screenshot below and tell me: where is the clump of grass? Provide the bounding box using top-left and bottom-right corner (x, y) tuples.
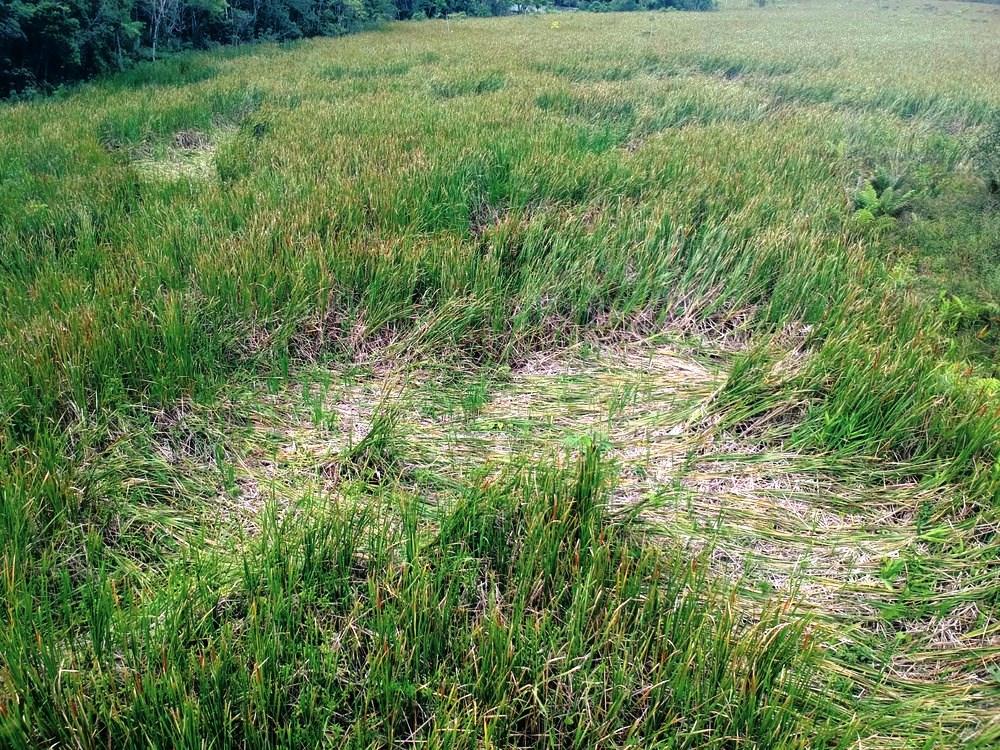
(324, 60), (413, 80)
(768, 79), (839, 106)
(937, 293), (1000, 368)
(97, 85), (263, 150)
(977, 113), (1000, 193)
(430, 71), (505, 99)
(336, 406), (405, 483)
(636, 80), (770, 132)
(534, 59), (637, 82)
(0, 450), (832, 748)
(106, 55), (219, 90)
(536, 89), (636, 124)
(686, 53), (796, 79)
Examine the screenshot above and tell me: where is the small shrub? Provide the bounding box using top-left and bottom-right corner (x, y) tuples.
(854, 169), (915, 222)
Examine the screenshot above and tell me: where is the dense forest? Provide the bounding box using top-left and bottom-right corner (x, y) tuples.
(0, 0), (713, 96)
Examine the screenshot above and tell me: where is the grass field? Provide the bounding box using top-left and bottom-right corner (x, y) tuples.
(1, 0), (999, 747)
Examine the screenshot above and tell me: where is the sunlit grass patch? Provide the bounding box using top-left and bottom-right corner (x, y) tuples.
(131, 129), (220, 182)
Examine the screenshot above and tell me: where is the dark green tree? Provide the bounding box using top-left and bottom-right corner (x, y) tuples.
(1, 0), (713, 97)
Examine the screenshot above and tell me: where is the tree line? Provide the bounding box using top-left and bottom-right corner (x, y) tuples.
(1, 0), (713, 97)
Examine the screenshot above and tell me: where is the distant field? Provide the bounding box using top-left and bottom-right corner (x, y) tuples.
(1, 1), (998, 748)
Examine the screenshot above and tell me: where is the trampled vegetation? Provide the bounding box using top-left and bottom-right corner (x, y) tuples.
(1, 1), (998, 748)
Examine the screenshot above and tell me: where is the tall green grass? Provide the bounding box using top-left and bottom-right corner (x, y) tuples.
(1, 1), (998, 747)
(1, 450), (836, 748)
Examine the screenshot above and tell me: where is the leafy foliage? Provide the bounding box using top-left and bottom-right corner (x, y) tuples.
(853, 169), (916, 226)
(0, 0), (715, 97)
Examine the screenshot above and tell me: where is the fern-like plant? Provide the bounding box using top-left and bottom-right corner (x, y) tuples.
(854, 169), (915, 223)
